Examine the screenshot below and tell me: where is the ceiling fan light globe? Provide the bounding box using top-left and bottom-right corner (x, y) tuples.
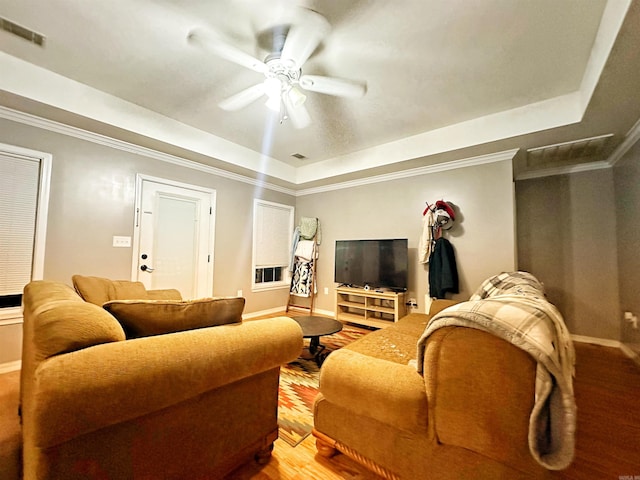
(265, 94), (283, 112)
(288, 87), (307, 108)
(263, 78), (282, 99)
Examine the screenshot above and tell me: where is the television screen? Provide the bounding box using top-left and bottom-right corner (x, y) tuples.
(335, 239), (408, 291)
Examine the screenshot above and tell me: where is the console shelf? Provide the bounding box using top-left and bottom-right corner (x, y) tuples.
(335, 287), (407, 329)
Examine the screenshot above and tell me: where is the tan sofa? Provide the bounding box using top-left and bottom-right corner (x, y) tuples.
(20, 278), (303, 480)
(313, 283), (574, 480)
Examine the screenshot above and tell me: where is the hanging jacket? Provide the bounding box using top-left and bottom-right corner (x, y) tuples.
(428, 237), (459, 299)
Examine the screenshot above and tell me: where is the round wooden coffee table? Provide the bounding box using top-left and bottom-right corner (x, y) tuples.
(292, 315), (343, 365)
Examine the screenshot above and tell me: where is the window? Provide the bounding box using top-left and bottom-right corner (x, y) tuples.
(0, 143), (50, 320)
(252, 199), (294, 291)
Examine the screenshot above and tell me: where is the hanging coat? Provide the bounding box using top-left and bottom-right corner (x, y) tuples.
(428, 237), (459, 299)
(419, 208), (435, 264)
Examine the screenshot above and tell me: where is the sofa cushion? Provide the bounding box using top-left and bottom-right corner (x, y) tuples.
(145, 288), (183, 301)
(103, 297), (245, 337)
(318, 348), (429, 432)
(72, 275), (148, 305)
(23, 281), (126, 360)
(110, 280), (148, 301)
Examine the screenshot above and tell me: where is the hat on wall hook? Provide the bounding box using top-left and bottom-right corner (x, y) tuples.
(434, 200), (456, 230)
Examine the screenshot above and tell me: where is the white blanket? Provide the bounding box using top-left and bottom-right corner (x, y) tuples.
(294, 240), (315, 262)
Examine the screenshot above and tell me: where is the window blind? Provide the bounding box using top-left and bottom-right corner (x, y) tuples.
(0, 154), (40, 296)
(254, 201), (292, 268)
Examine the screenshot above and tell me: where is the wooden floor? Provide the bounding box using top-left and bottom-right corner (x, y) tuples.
(227, 341), (640, 479)
(227, 435), (381, 480)
(1, 337), (639, 479)
(549, 342), (640, 479)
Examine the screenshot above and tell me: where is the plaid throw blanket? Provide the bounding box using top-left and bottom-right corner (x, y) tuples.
(415, 271), (576, 470)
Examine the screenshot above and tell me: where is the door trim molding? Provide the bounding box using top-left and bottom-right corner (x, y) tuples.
(131, 174), (216, 296)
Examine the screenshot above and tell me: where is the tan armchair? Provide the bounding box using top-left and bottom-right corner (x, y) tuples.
(20, 279), (303, 479)
(313, 272), (576, 479)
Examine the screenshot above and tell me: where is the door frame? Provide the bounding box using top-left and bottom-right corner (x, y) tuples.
(130, 174), (216, 296)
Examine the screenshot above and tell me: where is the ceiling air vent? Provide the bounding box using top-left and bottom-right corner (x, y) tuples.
(291, 153), (307, 160)
(526, 133), (613, 168)
(1, 17), (45, 46)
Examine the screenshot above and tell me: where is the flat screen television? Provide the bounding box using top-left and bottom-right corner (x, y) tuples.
(334, 239), (408, 291)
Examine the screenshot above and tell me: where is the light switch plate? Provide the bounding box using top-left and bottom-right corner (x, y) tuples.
(113, 236), (131, 247)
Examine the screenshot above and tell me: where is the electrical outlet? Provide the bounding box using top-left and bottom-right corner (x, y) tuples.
(624, 311), (638, 329)
(237, 290), (243, 297)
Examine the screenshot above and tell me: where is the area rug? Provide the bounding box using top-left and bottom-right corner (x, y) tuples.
(277, 326), (367, 447)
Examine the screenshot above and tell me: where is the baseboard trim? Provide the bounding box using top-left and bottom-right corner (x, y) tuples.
(310, 308), (334, 318)
(0, 360), (21, 374)
(620, 343), (640, 367)
(571, 334), (640, 366)
(242, 307), (286, 320)
(571, 334), (621, 348)
(243, 307), (335, 320)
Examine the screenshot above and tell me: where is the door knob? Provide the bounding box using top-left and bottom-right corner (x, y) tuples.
(140, 265), (154, 272)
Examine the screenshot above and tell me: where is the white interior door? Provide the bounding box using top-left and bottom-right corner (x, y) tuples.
(132, 176), (215, 299)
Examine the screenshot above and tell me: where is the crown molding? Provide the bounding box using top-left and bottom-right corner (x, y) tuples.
(607, 116), (640, 167)
(515, 112), (640, 180)
(296, 149), (519, 196)
(515, 160), (611, 181)
(5, 101), (639, 193)
(0, 106), (297, 196)
(0, 105), (520, 197)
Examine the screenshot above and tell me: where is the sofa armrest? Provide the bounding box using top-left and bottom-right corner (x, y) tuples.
(317, 349), (428, 432)
(28, 317), (303, 449)
(423, 326), (538, 469)
(428, 299), (458, 316)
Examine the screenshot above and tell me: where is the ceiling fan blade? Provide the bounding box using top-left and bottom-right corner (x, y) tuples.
(188, 28), (267, 73)
(299, 75), (367, 98)
(283, 95), (311, 129)
(280, 9), (330, 68)
(218, 83), (266, 111)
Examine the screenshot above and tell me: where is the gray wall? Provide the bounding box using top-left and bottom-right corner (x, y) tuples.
(4, 111), (635, 367)
(295, 159), (517, 314)
(0, 322), (21, 367)
(0, 118), (295, 314)
(1, 118), (518, 365)
(516, 169), (620, 339)
(614, 140), (640, 355)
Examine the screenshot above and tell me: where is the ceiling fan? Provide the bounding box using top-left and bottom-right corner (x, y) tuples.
(187, 8), (367, 129)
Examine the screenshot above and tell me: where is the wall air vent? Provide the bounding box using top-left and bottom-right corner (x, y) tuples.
(291, 153), (307, 160)
(526, 133), (613, 168)
(1, 17), (45, 46)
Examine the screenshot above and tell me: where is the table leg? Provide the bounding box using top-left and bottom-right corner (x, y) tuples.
(309, 336), (320, 354)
